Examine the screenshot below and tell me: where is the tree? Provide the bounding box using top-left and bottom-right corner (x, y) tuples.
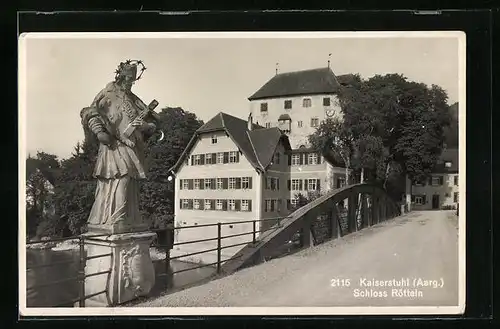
(51, 131), (99, 236)
(309, 117), (355, 185)
(140, 107), (204, 229)
(25, 152), (61, 238)
(342, 74), (450, 184)
(443, 102), (459, 148)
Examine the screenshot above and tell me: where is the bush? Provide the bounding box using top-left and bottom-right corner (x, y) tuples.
(441, 204), (456, 210)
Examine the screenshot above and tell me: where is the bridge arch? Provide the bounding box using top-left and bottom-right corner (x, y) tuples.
(221, 183), (401, 274)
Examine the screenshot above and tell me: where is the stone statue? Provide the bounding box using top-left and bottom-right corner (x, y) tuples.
(80, 60), (159, 234)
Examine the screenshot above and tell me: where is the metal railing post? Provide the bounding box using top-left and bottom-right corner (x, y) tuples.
(252, 220), (256, 245)
(78, 235), (85, 307)
(216, 223), (221, 274)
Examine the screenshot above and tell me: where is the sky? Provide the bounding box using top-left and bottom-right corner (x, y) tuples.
(20, 33), (461, 160)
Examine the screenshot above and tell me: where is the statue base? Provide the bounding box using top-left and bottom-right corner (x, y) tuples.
(81, 231), (156, 307)
(87, 222), (149, 235)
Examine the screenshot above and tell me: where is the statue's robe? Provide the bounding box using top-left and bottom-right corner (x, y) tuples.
(82, 82), (154, 232)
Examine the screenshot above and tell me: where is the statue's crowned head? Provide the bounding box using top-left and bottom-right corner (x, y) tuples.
(114, 59), (147, 90)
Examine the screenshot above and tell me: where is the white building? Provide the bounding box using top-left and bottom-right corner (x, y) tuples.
(247, 67), (352, 195)
(411, 148), (459, 210)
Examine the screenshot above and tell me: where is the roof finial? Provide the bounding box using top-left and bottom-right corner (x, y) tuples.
(328, 53), (332, 69)
(275, 62), (279, 75)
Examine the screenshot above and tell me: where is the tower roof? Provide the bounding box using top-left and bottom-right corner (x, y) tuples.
(248, 67), (346, 101)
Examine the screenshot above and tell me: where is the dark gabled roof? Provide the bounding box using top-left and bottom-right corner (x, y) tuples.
(433, 148), (459, 173)
(169, 112), (292, 174)
(248, 67), (344, 101)
(278, 113), (291, 121)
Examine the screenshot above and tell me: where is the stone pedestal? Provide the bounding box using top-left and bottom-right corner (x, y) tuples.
(82, 232), (156, 307)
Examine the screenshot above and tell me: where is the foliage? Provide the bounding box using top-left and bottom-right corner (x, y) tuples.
(25, 152), (61, 238)
(443, 102), (459, 148)
(290, 191), (323, 211)
(140, 107), (204, 229)
(26, 106), (203, 238)
(309, 73), (453, 188)
(308, 117), (355, 184)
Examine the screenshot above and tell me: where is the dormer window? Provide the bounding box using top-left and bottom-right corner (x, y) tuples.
(284, 100), (292, 109)
(260, 102), (268, 113)
(445, 161), (452, 168)
(278, 113), (291, 134)
(303, 98), (312, 108)
(211, 135), (218, 144)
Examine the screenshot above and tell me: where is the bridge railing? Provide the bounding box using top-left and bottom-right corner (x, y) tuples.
(160, 216), (291, 276)
(24, 218), (290, 307)
(219, 183), (402, 273)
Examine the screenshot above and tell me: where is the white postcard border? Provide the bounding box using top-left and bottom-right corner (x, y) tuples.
(18, 30), (467, 317)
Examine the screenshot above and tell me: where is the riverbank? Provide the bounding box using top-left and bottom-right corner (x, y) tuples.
(26, 239), (168, 261)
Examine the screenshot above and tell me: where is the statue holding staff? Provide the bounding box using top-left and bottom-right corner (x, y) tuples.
(80, 59), (159, 233)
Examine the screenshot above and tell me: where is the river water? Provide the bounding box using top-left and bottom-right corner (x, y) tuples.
(25, 247), (216, 307)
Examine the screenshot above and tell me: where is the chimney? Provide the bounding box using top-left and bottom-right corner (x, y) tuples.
(247, 112), (253, 131)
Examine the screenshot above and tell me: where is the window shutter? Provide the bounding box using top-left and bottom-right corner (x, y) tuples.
(299, 154), (303, 165)
(179, 199), (184, 209)
(276, 178), (280, 190)
(428, 177), (432, 185)
(287, 199), (291, 210)
(304, 179), (308, 190)
(317, 153), (322, 164)
(200, 154), (205, 165)
(249, 177), (253, 189)
(210, 199), (216, 209)
(188, 199), (193, 209)
(304, 153), (309, 165)
(199, 199), (204, 210)
(179, 180), (183, 190)
(299, 180), (303, 190)
(454, 176), (458, 185)
(236, 177), (242, 189)
(199, 180), (204, 190)
(264, 200), (268, 212)
(423, 195), (427, 204)
(236, 152), (240, 163)
(411, 195), (415, 202)
(222, 200), (228, 211)
(287, 179), (291, 190)
(188, 179), (194, 190)
(210, 178), (215, 189)
(288, 154), (292, 165)
(248, 200), (252, 211)
(212, 153), (217, 162)
(439, 176), (444, 185)
(223, 178), (228, 189)
(235, 200), (241, 211)
(223, 152), (229, 163)
(317, 179), (321, 191)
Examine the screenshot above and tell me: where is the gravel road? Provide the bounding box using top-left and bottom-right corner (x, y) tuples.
(138, 210), (460, 307)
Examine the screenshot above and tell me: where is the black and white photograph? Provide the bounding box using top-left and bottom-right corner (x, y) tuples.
(18, 31), (465, 316)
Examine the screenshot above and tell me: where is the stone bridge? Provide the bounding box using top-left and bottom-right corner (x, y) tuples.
(221, 183), (401, 274)
(140, 210), (459, 308)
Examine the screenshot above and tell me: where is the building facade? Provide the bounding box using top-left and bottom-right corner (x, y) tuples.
(411, 148), (459, 210)
(248, 67), (350, 195)
(168, 112), (292, 264)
